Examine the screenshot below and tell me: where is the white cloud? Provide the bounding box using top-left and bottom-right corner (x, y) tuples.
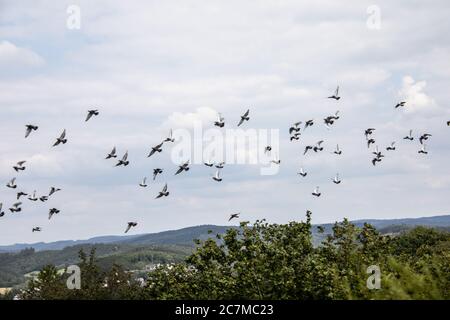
(398, 76), (438, 114)
(0, 40), (44, 68)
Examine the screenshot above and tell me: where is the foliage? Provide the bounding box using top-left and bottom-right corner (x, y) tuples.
(16, 215), (450, 300)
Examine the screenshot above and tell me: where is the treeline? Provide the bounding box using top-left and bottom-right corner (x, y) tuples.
(8, 214), (450, 300)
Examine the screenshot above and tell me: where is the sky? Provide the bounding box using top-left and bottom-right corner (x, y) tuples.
(0, 0), (449, 245)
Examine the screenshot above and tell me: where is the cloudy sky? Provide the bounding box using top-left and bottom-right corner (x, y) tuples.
(0, 0), (449, 245)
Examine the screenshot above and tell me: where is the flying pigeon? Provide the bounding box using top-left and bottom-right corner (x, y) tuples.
(153, 168), (163, 180)
(49, 187), (61, 197)
(164, 129), (175, 143)
(290, 132), (301, 141)
(403, 130), (414, 141)
(304, 119), (314, 130)
(364, 128), (375, 138)
(28, 191), (38, 202)
(0, 203), (4, 217)
(212, 170), (222, 182)
(53, 129), (67, 147)
(32, 227), (41, 232)
(17, 191), (27, 200)
(106, 147), (117, 159)
(394, 101), (406, 109)
(215, 162), (225, 169)
(264, 146), (272, 154)
(289, 122), (302, 134)
(317, 226), (325, 233)
(148, 142), (164, 157)
(85, 110), (99, 122)
(418, 144), (428, 155)
(304, 145), (313, 155)
(39, 196), (49, 202)
(313, 140), (324, 152)
(204, 159), (214, 167)
(312, 187), (321, 197)
(367, 138), (375, 148)
(214, 113), (225, 128)
(139, 177), (148, 188)
(48, 208), (60, 220)
(155, 183), (169, 199)
(334, 144), (342, 155)
(125, 222), (138, 234)
(13, 161), (26, 172)
(271, 154), (281, 164)
(25, 125), (38, 138)
(6, 178), (17, 189)
(327, 86), (340, 100)
(333, 173), (341, 184)
(237, 109), (250, 127)
(9, 202), (22, 213)
(175, 161), (190, 175)
(228, 213), (240, 221)
(447, 120), (450, 126)
(386, 142), (396, 151)
(115, 151), (130, 167)
(419, 133), (432, 145)
(298, 167), (307, 177)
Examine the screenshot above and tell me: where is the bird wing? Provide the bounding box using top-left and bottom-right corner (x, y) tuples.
(111, 146), (116, 155)
(17, 161), (26, 166)
(25, 126), (32, 138)
(85, 112), (93, 122)
(335, 86), (339, 96)
(162, 184), (168, 192)
(124, 224), (131, 233)
(122, 152), (128, 161)
(60, 129), (66, 139)
(237, 118), (244, 127)
(243, 109), (250, 117)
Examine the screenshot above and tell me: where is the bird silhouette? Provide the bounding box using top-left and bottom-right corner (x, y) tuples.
(148, 142), (164, 157)
(25, 125), (38, 138)
(9, 202), (22, 213)
(419, 133), (432, 145)
(153, 168), (163, 180)
(212, 170), (222, 182)
(53, 129), (67, 147)
(394, 101), (406, 109)
(32, 227), (42, 232)
(237, 109), (250, 127)
(106, 147), (117, 159)
(403, 129), (414, 141)
(139, 177), (148, 188)
(115, 151), (130, 166)
(312, 187), (321, 197)
(164, 129), (175, 143)
(125, 222), (137, 233)
(48, 208), (60, 220)
(214, 113), (225, 127)
(175, 161), (190, 175)
(327, 86), (340, 100)
(228, 213), (240, 221)
(156, 183), (169, 199)
(386, 142), (396, 151)
(6, 178), (17, 189)
(333, 144), (342, 155)
(85, 110), (99, 122)
(13, 161), (26, 172)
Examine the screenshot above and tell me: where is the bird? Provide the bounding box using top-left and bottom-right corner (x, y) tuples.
(25, 125), (38, 138)
(13, 161), (26, 172)
(418, 144), (428, 155)
(313, 140), (324, 152)
(271, 154), (281, 164)
(0, 203), (4, 217)
(115, 151), (130, 167)
(324, 112), (340, 128)
(312, 187), (321, 197)
(264, 146), (272, 154)
(394, 101), (406, 109)
(289, 122), (302, 134)
(164, 129), (175, 143)
(17, 191), (27, 200)
(175, 161), (190, 175)
(9, 202), (22, 213)
(85, 109), (99, 122)
(386, 142), (396, 151)
(48, 187), (61, 197)
(304, 145), (313, 155)
(367, 138), (375, 148)
(204, 159), (214, 167)
(364, 128), (375, 138)
(214, 113), (225, 128)
(333, 173), (342, 184)
(327, 86), (340, 100)
(372, 146), (384, 158)
(372, 156), (382, 166)
(215, 162), (225, 169)
(317, 226), (325, 233)
(447, 120), (450, 126)
(106, 147), (117, 159)
(125, 222), (138, 233)
(6, 178), (17, 189)
(32, 227), (41, 232)
(403, 130), (414, 141)
(298, 167), (307, 177)
(139, 177), (148, 188)
(212, 170), (222, 182)
(290, 132), (301, 141)
(228, 213), (240, 221)
(39, 196), (49, 202)
(28, 191), (38, 201)
(419, 133), (432, 145)
(48, 208), (60, 220)
(333, 144), (342, 155)
(153, 168), (163, 180)
(304, 119), (314, 130)
(53, 129), (67, 147)
(148, 142), (164, 157)
(155, 183), (169, 199)
(237, 109), (250, 127)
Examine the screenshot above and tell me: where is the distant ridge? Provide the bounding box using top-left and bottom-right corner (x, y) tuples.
(0, 215), (449, 253)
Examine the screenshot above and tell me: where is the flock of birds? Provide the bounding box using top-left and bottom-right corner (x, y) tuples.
(1, 87), (449, 235)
